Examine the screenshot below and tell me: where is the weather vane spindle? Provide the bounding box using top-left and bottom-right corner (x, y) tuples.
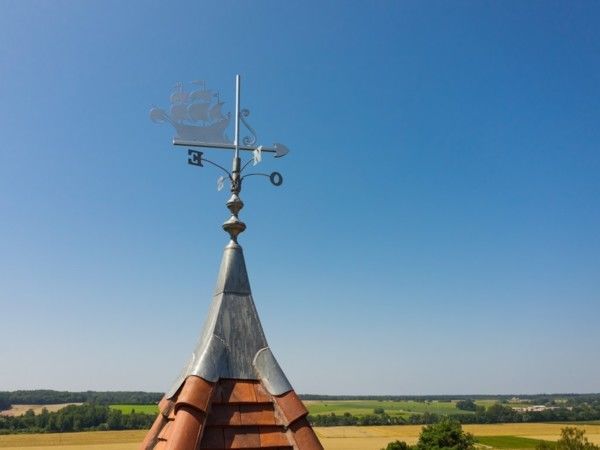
(150, 74), (289, 243)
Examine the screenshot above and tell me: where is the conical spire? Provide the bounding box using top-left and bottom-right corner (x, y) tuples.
(141, 176), (323, 450)
(163, 240), (292, 398)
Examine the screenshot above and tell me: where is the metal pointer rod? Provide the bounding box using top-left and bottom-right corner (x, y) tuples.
(173, 139), (289, 157)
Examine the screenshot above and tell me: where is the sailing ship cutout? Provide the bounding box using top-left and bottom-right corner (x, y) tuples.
(150, 81), (231, 143)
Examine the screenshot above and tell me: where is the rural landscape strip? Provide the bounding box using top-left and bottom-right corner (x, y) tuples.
(1, 391), (600, 435)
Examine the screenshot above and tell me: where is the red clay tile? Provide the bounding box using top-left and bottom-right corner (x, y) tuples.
(223, 426), (261, 448)
(158, 396), (174, 418)
(206, 404), (241, 426)
(239, 404), (277, 426)
(140, 413), (168, 450)
(254, 382), (272, 403)
(289, 418), (324, 450)
(165, 405), (205, 450)
(212, 379), (230, 403)
(157, 420), (172, 441)
(273, 390), (308, 425)
(176, 375), (214, 413)
(259, 426), (292, 447)
(199, 427), (225, 449)
(153, 440), (168, 450)
(219, 379), (258, 403)
(143, 380), (321, 449)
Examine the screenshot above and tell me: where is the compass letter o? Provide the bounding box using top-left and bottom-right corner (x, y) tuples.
(269, 172), (283, 186)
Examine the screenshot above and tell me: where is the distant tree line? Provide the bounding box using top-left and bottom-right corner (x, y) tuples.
(0, 390), (163, 408)
(309, 398), (600, 427)
(301, 394), (600, 403)
(3, 400), (600, 435)
(3, 391), (600, 434)
(3, 391), (599, 409)
(0, 394), (10, 411)
(0, 404), (155, 434)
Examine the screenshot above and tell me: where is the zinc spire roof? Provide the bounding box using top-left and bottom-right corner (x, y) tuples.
(141, 196), (323, 449)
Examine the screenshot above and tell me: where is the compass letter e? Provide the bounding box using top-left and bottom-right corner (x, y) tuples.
(187, 150), (204, 167)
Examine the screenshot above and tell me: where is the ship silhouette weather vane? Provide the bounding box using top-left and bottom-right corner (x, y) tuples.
(142, 76), (325, 450)
(150, 75), (289, 242)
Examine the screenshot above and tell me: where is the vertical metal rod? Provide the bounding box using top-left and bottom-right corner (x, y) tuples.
(234, 75), (241, 160)
(231, 75), (242, 195)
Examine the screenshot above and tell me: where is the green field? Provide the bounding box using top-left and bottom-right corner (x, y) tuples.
(109, 404), (159, 414)
(476, 436), (550, 449)
(109, 400), (471, 418)
(109, 399), (533, 418)
(306, 400), (470, 417)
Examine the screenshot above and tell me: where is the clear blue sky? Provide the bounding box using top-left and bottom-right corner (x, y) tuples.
(1, 1), (599, 395)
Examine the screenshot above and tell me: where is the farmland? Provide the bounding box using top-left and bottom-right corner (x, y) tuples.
(3, 398), (548, 421)
(1, 423), (600, 450)
(0, 404), (81, 417)
(108, 398), (525, 418)
(110, 399), (468, 418)
(109, 404), (160, 415)
(306, 399), (472, 417)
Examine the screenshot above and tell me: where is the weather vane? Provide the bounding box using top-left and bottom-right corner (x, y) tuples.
(150, 75), (289, 242)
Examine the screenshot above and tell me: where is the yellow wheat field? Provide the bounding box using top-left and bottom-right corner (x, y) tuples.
(0, 424), (599, 450)
(317, 424), (600, 450)
(0, 405), (82, 417)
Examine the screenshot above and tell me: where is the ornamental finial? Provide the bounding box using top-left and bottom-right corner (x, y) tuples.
(222, 156), (246, 243)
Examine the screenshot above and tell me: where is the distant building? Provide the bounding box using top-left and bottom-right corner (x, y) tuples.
(512, 405), (561, 412)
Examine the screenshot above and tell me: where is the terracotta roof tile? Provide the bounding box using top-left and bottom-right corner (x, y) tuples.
(153, 440), (168, 450)
(199, 426), (225, 449)
(206, 404), (241, 426)
(224, 425), (261, 448)
(143, 379), (319, 449)
(273, 390), (308, 426)
(158, 397), (174, 418)
(176, 375), (214, 413)
(165, 405), (204, 450)
(218, 379), (258, 404)
(157, 420), (172, 441)
(253, 383), (271, 403)
(140, 414), (167, 450)
(289, 418), (324, 450)
(258, 426), (291, 447)
(239, 404), (277, 426)
(142, 379), (318, 449)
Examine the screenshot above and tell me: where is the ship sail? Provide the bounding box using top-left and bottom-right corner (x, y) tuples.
(209, 102), (226, 121)
(188, 102), (210, 122)
(149, 107), (168, 123)
(190, 89), (213, 102)
(170, 90), (189, 105)
(170, 104), (189, 122)
(157, 81), (231, 143)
